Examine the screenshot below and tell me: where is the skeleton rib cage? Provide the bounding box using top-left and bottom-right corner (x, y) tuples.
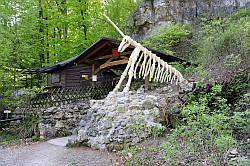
(104, 15), (188, 93)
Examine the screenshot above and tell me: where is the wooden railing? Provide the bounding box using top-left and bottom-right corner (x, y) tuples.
(30, 84), (114, 108)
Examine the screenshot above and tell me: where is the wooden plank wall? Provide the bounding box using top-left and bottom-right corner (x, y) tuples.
(47, 63), (116, 88)
(65, 64), (92, 87)
(60, 70), (66, 87)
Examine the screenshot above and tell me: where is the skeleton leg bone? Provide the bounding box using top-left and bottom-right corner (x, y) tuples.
(113, 60), (132, 92)
(123, 44), (142, 92)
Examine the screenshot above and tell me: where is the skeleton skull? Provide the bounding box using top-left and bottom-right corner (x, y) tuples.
(118, 36), (131, 52)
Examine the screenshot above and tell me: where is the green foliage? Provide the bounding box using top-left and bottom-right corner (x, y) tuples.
(163, 84), (249, 165)
(19, 114), (40, 140)
(196, 16), (250, 64)
(231, 9), (250, 19)
(0, 127), (20, 147)
(0, 0), (139, 94)
(142, 23), (189, 55)
(222, 71), (250, 102)
(95, 0), (140, 40)
(122, 82), (249, 165)
(0, 86), (43, 112)
(234, 159), (250, 166)
(188, 9), (250, 83)
(120, 8), (250, 166)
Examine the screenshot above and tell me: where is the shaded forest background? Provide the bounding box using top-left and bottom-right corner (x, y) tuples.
(0, 0), (139, 94)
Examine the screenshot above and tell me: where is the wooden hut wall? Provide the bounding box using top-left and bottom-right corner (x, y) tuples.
(60, 70), (66, 86)
(65, 63), (115, 87)
(65, 64), (91, 87)
(47, 70), (66, 87)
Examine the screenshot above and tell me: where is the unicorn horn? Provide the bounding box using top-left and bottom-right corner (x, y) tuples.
(103, 14), (125, 37)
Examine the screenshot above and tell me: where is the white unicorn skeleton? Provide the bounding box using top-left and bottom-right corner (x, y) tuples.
(104, 15), (188, 93)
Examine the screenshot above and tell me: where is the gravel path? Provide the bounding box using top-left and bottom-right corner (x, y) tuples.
(0, 141), (119, 166)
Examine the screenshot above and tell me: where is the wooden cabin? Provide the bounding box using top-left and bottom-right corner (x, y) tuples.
(42, 37), (187, 89)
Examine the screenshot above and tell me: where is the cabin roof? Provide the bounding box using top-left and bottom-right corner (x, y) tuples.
(22, 68), (43, 74)
(42, 37), (188, 73)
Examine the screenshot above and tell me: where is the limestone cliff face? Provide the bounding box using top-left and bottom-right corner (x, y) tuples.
(130, 0), (250, 40)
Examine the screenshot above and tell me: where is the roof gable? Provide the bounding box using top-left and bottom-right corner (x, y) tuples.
(42, 37), (188, 73)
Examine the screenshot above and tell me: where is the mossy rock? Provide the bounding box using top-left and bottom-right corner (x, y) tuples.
(168, 113), (179, 128)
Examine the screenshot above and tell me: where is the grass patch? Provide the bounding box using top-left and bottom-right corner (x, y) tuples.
(0, 127), (21, 147)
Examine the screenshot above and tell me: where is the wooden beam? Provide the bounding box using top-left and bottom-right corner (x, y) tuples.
(78, 41), (108, 63)
(95, 60), (128, 74)
(93, 51), (133, 60)
(120, 56), (129, 60)
(84, 59), (100, 65)
(94, 54), (113, 60)
(95, 58), (113, 74)
(120, 51), (132, 56)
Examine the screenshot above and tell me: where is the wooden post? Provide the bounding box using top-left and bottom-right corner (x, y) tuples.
(38, 72), (40, 87)
(30, 73), (33, 88)
(145, 75), (149, 90)
(92, 64), (96, 87)
(25, 74), (28, 88)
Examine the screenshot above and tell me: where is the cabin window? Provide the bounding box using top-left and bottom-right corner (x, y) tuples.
(51, 73), (60, 83)
(81, 74), (89, 80)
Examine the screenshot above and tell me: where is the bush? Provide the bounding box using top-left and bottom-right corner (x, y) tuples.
(121, 82), (249, 165)
(189, 10), (250, 83)
(142, 23), (190, 56)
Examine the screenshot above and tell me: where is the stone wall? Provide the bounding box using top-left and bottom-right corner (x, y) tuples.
(68, 82), (192, 151)
(130, 0), (250, 40)
(38, 102), (90, 140)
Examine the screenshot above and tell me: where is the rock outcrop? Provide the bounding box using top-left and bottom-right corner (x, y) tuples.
(68, 82), (193, 151)
(39, 102), (90, 140)
(130, 0), (250, 40)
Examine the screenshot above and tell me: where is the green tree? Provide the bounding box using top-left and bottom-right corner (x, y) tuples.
(0, 0), (139, 94)
(0, 0), (41, 92)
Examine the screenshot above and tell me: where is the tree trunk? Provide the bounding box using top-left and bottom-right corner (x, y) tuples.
(38, 0), (44, 67)
(61, 0), (67, 40)
(79, 0), (87, 40)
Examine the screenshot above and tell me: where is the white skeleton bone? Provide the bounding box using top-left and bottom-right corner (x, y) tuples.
(104, 14), (188, 93)
(134, 52), (143, 79)
(139, 49), (148, 79)
(163, 63), (169, 82)
(154, 57), (161, 82)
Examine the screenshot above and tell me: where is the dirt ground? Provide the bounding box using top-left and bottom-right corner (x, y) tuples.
(0, 142), (120, 166)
